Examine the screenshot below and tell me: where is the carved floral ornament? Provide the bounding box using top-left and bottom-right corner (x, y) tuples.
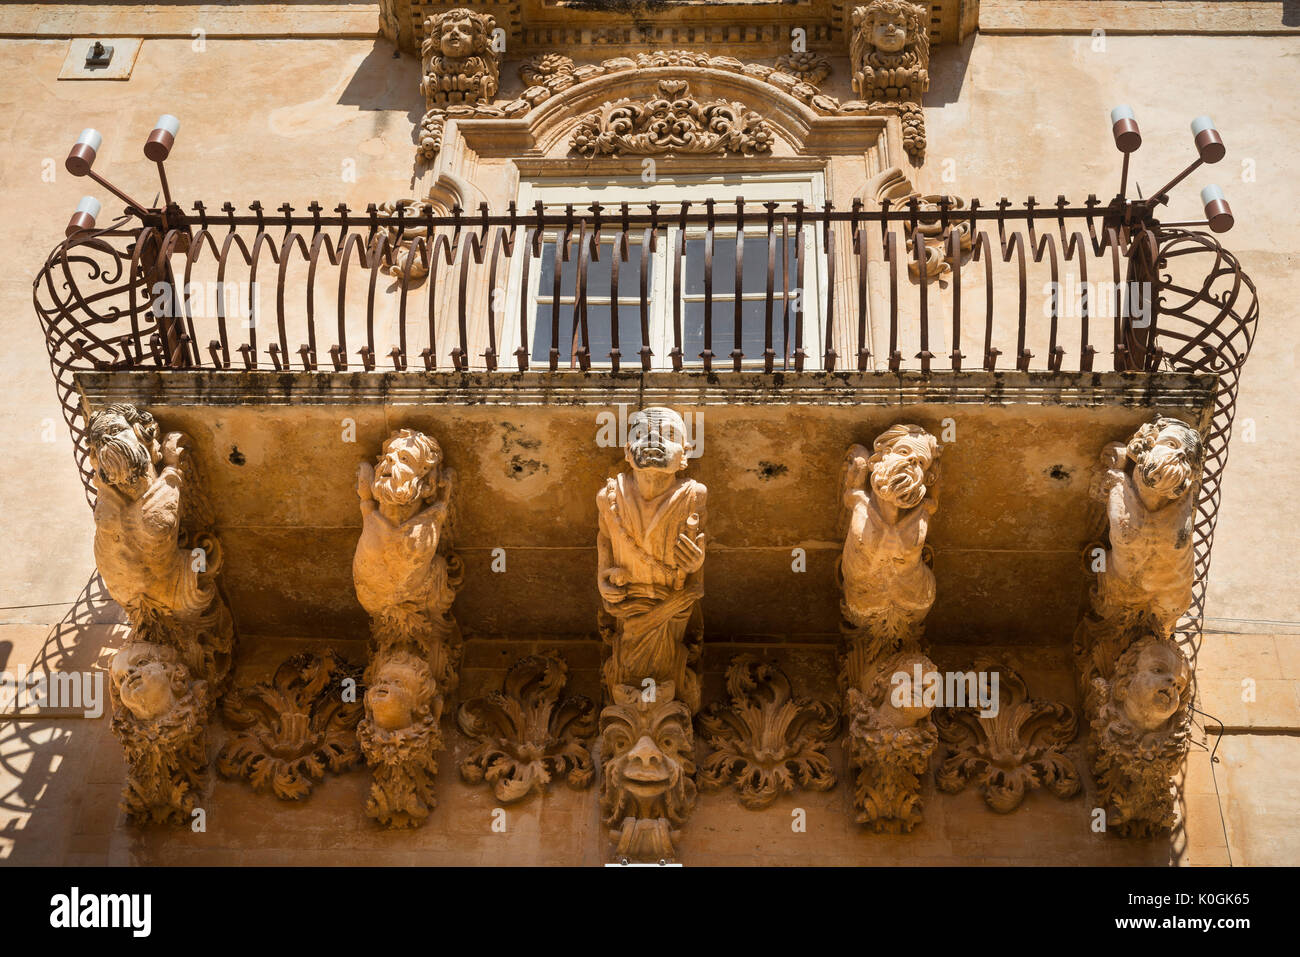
(570, 80), (775, 158)
(417, 42), (902, 161)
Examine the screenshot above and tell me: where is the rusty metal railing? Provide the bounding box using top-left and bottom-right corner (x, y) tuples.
(34, 196), (1257, 645)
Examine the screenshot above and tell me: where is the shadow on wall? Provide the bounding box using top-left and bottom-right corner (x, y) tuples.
(0, 574), (127, 864)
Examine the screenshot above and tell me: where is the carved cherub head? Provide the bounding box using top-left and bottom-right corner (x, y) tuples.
(868, 424), (939, 510)
(1127, 417), (1204, 501)
(110, 641), (191, 721)
(365, 651), (436, 731)
(852, 1), (929, 60)
(1113, 638), (1191, 733)
(625, 407), (692, 474)
(372, 429), (442, 509)
(88, 403), (161, 496)
(430, 9), (492, 61)
(600, 683), (696, 822)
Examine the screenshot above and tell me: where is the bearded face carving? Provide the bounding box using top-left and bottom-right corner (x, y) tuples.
(1083, 416), (1204, 647)
(839, 425), (940, 649)
(599, 683), (697, 862)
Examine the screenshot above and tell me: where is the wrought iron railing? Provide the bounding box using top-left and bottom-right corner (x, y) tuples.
(35, 197), (1257, 646)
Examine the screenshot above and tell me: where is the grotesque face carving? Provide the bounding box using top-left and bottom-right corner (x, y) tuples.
(366, 652), (436, 731)
(88, 404), (160, 493)
(625, 407), (691, 474)
(854, 1), (925, 58)
(868, 424), (938, 510)
(1128, 417), (1204, 500)
(372, 429), (441, 509)
(111, 641), (188, 721)
(871, 652), (935, 728)
(600, 684), (695, 820)
(1116, 640), (1190, 732)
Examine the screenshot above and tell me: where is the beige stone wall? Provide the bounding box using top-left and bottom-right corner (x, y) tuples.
(1, 8), (1297, 865)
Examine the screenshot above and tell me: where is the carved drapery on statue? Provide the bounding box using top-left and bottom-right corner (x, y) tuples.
(88, 403), (235, 825)
(849, 1), (930, 160)
(597, 407), (706, 862)
(1074, 416), (1204, 836)
(353, 427), (463, 827)
(837, 424), (941, 832)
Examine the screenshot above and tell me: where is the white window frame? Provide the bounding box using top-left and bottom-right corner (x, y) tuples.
(502, 172), (827, 370)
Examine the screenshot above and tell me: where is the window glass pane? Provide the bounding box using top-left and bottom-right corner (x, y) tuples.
(682, 299), (796, 364)
(531, 302), (572, 365)
(683, 236), (799, 297)
(531, 303), (647, 366)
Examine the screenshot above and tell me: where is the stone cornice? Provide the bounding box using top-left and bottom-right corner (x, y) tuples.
(76, 370), (1218, 421)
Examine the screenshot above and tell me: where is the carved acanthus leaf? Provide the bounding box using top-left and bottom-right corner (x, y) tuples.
(934, 660), (1081, 813)
(698, 655), (839, 809)
(571, 80), (774, 158)
(457, 653), (597, 803)
(217, 650), (364, 801)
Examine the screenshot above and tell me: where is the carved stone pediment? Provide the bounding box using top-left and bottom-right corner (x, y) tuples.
(570, 79), (775, 157)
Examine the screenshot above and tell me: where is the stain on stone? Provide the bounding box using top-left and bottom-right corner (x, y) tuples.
(750, 460), (789, 481)
(228, 446), (246, 466)
(508, 455), (544, 479)
(1048, 464), (1071, 481)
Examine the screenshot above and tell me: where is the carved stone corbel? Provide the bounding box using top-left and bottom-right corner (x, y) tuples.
(596, 407), (706, 861)
(457, 653), (597, 803)
(88, 403), (236, 825)
(849, 1), (930, 161)
(934, 661), (1081, 812)
(600, 683), (697, 863)
(837, 424), (941, 831)
(217, 650), (364, 800)
(698, 655), (839, 809)
(1073, 417), (1204, 836)
(353, 428), (464, 827)
(417, 8), (502, 162)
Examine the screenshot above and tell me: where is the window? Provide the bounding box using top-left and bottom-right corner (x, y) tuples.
(507, 173), (825, 370)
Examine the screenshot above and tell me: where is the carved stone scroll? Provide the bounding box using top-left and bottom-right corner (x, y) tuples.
(837, 424), (941, 832)
(353, 428), (463, 827)
(457, 653), (597, 803)
(597, 407), (706, 861)
(849, 1), (930, 160)
(1074, 417), (1204, 836)
(934, 661), (1081, 813)
(88, 403), (235, 825)
(698, 655), (839, 809)
(417, 8), (501, 161)
(217, 650), (364, 801)
(570, 80), (774, 158)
